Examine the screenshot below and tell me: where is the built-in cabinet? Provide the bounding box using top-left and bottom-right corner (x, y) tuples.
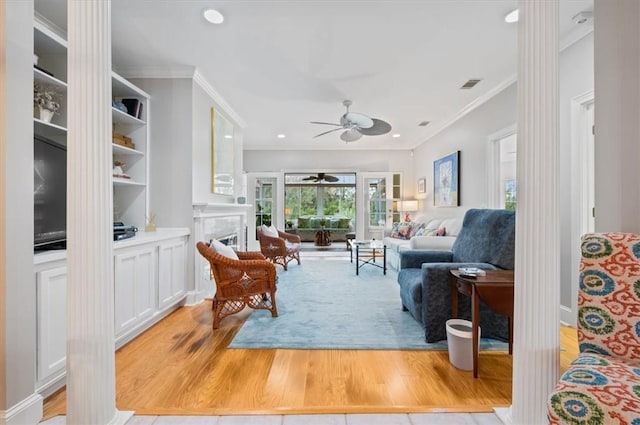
(33, 15), (150, 230)
(34, 230), (189, 396)
(114, 245), (157, 336)
(158, 239), (187, 310)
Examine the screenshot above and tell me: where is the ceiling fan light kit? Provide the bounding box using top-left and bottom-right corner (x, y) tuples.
(311, 100), (392, 143)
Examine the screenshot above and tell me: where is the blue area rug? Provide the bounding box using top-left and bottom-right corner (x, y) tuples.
(229, 258), (508, 351)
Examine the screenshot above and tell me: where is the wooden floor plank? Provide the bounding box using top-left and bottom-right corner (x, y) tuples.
(43, 300), (579, 419)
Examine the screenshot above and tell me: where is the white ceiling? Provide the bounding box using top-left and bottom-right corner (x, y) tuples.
(35, 0), (593, 151)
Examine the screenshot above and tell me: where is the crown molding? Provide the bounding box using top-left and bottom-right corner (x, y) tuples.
(113, 65), (196, 79)
(34, 11), (67, 40)
(192, 69), (246, 129)
(560, 24), (593, 52)
(412, 74), (517, 148)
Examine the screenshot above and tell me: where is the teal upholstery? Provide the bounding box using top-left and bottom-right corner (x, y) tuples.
(397, 209), (515, 343)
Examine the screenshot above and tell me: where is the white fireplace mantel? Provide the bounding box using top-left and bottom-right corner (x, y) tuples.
(192, 202), (253, 302)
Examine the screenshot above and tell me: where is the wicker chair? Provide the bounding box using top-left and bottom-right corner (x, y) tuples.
(196, 241), (278, 329)
(257, 228), (301, 271)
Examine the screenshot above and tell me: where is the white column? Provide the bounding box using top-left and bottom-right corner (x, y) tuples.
(66, 2), (130, 424)
(497, 1), (560, 424)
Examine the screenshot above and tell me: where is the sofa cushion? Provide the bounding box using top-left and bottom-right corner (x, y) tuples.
(410, 235), (456, 250)
(338, 218), (351, 229)
(427, 227), (446, 236)
(297, 217), (310, 228)
(440, 218), (462, 236)
(384, 237), (411, 253)
(452, 209), (516, 270)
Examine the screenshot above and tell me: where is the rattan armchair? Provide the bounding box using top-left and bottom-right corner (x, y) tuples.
(257, 228), (301, 271)
(196, 242), (278, 329)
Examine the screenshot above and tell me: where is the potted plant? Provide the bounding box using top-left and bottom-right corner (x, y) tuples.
(34, 83), (61, 123)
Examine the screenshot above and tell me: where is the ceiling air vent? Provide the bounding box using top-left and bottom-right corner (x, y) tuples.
(418, 121), (430, 127)
(460, 79), (482, 89)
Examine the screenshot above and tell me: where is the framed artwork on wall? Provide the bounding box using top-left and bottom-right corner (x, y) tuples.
(417, 177), (426, 193)
(211, 108), (235, 195)
(433, 151), (460, 207)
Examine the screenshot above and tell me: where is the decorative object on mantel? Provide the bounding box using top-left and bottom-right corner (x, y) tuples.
(236, 196), (246, 204)
(433, 151), (460, 207)
(145, 213), (157, 232)
(113, 160), (130, 179)
(33, 83), (61, 123)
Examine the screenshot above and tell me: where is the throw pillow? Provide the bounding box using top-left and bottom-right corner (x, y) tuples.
(414, 227), (425, 237)
(261, 224), (279, 238)
(297, 217), (310, 228)
(338, 218), (351, 229)
(428, 227), (446, 236)
(409, 222), (425, 238)
(210, 239), (239, 260)
(391, 222), (412, 240)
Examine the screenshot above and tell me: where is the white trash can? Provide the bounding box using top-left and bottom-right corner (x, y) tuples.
(446, 318), (480, 371)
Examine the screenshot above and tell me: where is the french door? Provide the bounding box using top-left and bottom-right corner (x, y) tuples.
(357, 172), (395, 240)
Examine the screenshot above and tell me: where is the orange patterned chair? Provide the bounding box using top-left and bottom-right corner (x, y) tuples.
(196, 241), (278, 329)
(257, 225), (301, 271)
(547, 233), (640, 424)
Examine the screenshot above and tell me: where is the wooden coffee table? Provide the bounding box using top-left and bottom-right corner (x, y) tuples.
(449, 269), (514, 378)
(349, 240), (386, 275)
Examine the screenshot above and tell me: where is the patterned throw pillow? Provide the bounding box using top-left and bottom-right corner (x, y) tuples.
(390, 222), (412, 240)
(428, 227), (446, 236)
(409, 222), (425, 237)
(414, 228), (425, 237)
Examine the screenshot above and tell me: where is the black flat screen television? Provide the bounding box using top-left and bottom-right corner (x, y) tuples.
(34, 135), (67, 250)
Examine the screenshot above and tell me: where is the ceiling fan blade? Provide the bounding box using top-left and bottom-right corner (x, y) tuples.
(358, 118), (392, 136)
(302, 176), (318, 181)
(340, 128), (363, 142)
(324, 174), (339, 182)
(341, 112), (374, 129)
(313, 127), (344, 138)
(310, 121), (343, 127)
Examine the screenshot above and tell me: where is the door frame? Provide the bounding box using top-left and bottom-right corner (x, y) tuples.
(358, 172), (395, 241)
(567, 90), (595, 327)
(246, 172), (283, 251)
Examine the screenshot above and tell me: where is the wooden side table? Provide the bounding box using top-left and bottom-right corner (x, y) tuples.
(449, 269), (514, 378)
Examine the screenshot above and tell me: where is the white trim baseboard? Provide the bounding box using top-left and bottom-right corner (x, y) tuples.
(560, 304), (575, 327)
(183, 290), (204, 306)
(0, 393), (43, 425)
(494, 406), (512, 425)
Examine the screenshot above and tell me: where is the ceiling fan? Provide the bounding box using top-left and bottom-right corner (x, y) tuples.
(311, 100), (392, 143)
(302, 173), (339, 183)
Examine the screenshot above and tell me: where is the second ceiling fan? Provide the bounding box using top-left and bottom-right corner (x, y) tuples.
(311, 100), (392, 143)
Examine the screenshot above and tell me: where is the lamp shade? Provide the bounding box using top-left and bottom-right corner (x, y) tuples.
(397, 200), (418, 212)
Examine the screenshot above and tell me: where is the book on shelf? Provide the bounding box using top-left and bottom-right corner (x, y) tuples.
(121, 98), (143, 119)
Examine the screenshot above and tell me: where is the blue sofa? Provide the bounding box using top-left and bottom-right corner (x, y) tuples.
(397, 209), (515, 343)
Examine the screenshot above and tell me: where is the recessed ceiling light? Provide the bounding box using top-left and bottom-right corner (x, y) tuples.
(204, 8), (224, 24)
(277, 134), (286, 139)
(224, 134), (232, 139)
(392, 134), (401, 138)
(505, 9), (519, 23)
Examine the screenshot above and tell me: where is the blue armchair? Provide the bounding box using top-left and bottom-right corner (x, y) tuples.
(397, 209), (515, 343)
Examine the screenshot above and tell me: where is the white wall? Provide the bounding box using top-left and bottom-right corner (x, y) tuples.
(132, 78), (193, 228)
(559, 32), (594, 313)
(412, 84), (518, 220)
(2, 0), (39, 414)
(594, 1), (640, 233)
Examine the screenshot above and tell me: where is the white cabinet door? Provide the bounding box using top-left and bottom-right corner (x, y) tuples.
(36, 266), (67, 382)
(114, 246), (157, 336)
(158, 238), (187, 310)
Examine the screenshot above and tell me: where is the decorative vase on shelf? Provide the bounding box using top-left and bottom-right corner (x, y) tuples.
(38, 107), (55, 123)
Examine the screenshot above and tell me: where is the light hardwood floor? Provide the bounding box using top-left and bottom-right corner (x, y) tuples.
(43, 301), (578, 419)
